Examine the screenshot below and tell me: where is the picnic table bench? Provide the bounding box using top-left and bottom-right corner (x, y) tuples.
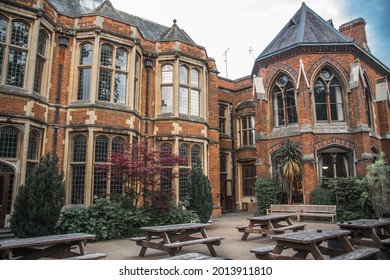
(0, 233), (98, 260)
(236, 214), (305, 240)
(338, 219), (390, 259)
(267, 204), (337, 222)
(250, 229), (379, 260)
(132, 223), (223, 257)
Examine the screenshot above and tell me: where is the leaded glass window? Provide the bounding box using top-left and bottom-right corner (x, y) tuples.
(71, 135), (87, 204)
(0, 126), (18, 158)
(314, 67), (344, 122)
(179, 65), (200, 116)
(161, 64), (173, 113)
(98, 45), (128, 104)
(77, 43), (93, 100)
(33, 30), (47, 93)
(272, 74), (297, 127)
(6, 21), (29, 87)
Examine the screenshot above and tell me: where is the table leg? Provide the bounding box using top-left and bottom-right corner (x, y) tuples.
(139, 234), (153, 257)
(199, 228), (218, 257)
(78, 240), (85, 255)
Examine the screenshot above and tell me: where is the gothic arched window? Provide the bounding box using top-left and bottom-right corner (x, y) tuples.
(272, 73), (297, 127)
(314, 67), (344, 122)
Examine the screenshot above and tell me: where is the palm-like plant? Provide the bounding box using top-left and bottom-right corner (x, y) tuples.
(273, 139), (303, 204)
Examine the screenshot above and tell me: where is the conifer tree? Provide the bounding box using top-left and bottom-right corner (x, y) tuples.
(10, 154), (66, 237)
(186, 157), (214, 223)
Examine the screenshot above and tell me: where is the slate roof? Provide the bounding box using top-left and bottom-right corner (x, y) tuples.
(47, 0), (197, 45)
(257, 2), (352, 60)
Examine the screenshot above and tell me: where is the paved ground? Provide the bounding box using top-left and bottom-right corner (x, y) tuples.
(84, 211), (339, 260)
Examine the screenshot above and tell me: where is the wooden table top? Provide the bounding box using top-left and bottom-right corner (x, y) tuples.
(0, 233), (96, 250)
(140, 223), (209, 233)
(272, 229), (350, 244)
(248, 214), (293, 222)
(338, 219), (390, 229)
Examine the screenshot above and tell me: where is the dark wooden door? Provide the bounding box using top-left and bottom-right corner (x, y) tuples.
(0, 173), (9, 228)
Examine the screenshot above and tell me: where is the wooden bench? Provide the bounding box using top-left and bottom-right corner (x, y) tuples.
(163, 236), (223, 249)
(380, 238), (390, 245)
(267, 204), (337, 222)
(250, 245), (275, 257)
(331, 247), (379, 260)
(300, 205), (337, 223)
(273, 224), (306, 234)
(65, 253), (107, 260)
(266, 204), (302, 220)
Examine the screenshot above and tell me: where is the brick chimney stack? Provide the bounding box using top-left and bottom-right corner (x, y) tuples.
(339, 18), (370, 52)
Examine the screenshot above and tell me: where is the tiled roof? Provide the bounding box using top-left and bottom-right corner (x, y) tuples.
(47, 0), (196, 45)
(257, 2), (352, 60)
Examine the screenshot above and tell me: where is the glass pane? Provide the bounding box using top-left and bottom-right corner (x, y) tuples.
(0, 17), (7, 42)
(191, 69), (199, 87)
(336, 154), (349, 177)
(316, 104), (328, 121)
(71, 165), (85, 204)
(161, 64), (173, 83)
(179, 144), (189, 166)
(33, 56), (44, 93)
(180, 66), (188, 85)
(161, 86), (173, 113)
(73, 135), (87, 162)
(320, 69), (331, 80)
(114, 73), (126, 104)
(191, 145), (201, 167)
(80, 43), (93, 65)
(27, 131), (39, 160)
(321, 154), (334, 178)
(6, 49), (26, 87)
(11, 21), (29, 48)
(95, 136), (108, 162)
(37, 30), (46, 56)
(179, 87), (188, 114)
(314, 80), (326, 103)
(78, 68), (91, 100)
(179, 169), (189, 199)
(0, 127), (18, 158)
(115, 48), (127, 70)
(112, 137), (124, 153)
(0, 46), (4, 81)
(93, 167), (107, 199)
(98, 69), (112, 101)
(100, 45), (113, 67)
(278, 74), (288, 85)
(190, 90), (199, 116)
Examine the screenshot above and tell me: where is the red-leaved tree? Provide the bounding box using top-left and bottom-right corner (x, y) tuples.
(97, 142), (186, 208)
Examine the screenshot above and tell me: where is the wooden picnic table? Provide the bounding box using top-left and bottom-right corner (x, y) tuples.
(0, 233), (96, 260)
(251, 229), (379, 260)
(132, 223), (223, 257)
(236, 214), (306, 240)
(338, 219), (390, 259)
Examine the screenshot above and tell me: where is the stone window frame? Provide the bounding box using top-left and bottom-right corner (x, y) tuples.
(92, 134), (127, 200)
(25, 128), (42, 178)
(97, 43), (129, 104)
(33, 29), (49, 95)
(313, 66), (345, 123)
(70, 134), (88, 205)
(238, 114), (255, 147)
(271, 72), (298, 127)
(241, 163), (256, 197)
(0, 14), (31, 88)
(158, 59), (205, 119)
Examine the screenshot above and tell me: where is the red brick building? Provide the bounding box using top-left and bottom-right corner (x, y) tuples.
(0, 1), (389, 228)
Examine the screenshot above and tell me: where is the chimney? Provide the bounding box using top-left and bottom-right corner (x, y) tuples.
(339, 18), (370, 52)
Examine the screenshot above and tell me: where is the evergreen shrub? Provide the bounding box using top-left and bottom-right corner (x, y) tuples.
(10, 154), (66, 237)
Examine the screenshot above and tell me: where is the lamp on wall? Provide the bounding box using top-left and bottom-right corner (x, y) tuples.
(58, 35), (69, 49)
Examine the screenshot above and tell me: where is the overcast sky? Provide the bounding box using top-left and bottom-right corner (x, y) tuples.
(110, 0), (390, 80)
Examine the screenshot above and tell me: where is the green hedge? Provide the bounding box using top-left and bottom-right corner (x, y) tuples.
(57, 198), (198, 240)
(254, 177), (281, 215)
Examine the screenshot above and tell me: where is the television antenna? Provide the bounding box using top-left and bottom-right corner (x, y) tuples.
(224, 48), (230, 78)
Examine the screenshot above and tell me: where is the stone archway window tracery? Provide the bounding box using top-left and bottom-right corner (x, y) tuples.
(272, 73), (298, 127)
(314, 67), (344, 123)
